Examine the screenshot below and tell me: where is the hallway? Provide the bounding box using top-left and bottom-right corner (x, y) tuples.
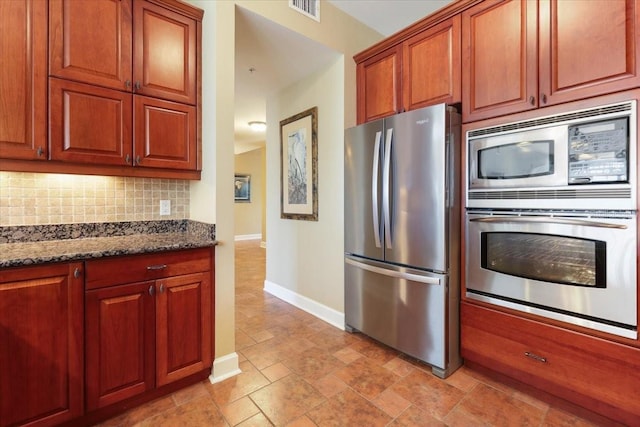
(99, 240), (614, 426)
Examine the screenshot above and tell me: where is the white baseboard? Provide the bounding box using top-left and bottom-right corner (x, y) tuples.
(235, 234), (262, 241)
(209, 352), (241, 384)
(264, 280), (345, 330)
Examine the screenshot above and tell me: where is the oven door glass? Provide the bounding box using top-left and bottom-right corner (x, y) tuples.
(478, 140), (554, 179)
(481, 232), (606, 288)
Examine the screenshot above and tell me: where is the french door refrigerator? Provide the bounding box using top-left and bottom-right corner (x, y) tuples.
(344, 104), (462, 378)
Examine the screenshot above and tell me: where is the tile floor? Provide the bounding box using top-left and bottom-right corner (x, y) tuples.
(99, 240), (619, 426)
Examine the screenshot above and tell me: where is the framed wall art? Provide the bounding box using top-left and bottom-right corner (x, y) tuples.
(280, 106), (318, 221)
(234, 174), (251, 202)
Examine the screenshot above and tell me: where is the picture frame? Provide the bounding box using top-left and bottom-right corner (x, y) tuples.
(280, 106), (318, 221)
(234, 174), (251, 202)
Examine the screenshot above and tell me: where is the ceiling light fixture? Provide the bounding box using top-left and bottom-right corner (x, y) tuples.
(248, 121), (267, 132)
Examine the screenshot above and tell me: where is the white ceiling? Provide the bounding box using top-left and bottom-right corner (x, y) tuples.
(234, 1), (453, 153)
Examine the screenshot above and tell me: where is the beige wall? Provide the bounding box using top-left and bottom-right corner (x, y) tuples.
(178, 0), (381, 375)
(266, 57), (346, 312)
(234, 148), (265, 238)
(0, 171), (189, 226)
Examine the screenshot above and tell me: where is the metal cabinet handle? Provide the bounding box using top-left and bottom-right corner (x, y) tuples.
(541, 93), (547, 104)
(125, 79), (132, 89)
(528, 95), (535, 105)
(149, 285), (155, 296)
(146, 264), (167, 271)
(134, 81), (141, 91)
(159, 283), (165, 293)
(73, 268), (81, 278)
(125, 154), (131, 164)
(524, 351), (547, 363)
(36, 146), (44, 157)
(135, 155), (141, 165)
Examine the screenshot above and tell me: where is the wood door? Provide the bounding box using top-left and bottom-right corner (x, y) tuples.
(155, 272), (212, 387)
(49, 77), (133, 166)
(539, 0), (640, 106)
(356, 45), (402, 124)
(403, 15), (461, 111)
(133, 0), (197, 105)
(49, 0), (133, 92)
(133, 95), (196, 170)
(462, 0), (538, 122)
(0, 263), (83, 427)
(85, 281), (156, 410)
(0, 0), (47, 160)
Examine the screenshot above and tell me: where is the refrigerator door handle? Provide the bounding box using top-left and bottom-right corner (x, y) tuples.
(383, 128), (393, 249)
(346, 257), (441, 285)
(372, 131), (382, 248)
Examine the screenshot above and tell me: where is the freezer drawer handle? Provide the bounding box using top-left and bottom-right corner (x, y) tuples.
(382, 128), (393, 249)
(345, 257), (440, 285)
(372, 131), (382, 248)
(469, 216), (627, 229)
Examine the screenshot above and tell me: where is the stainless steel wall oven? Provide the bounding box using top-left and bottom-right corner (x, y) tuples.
(465, 100), (638, 339)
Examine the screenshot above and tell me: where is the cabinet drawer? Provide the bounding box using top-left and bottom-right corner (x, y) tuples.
(85, 248), (211, 289)
(461, 302), (640, 424)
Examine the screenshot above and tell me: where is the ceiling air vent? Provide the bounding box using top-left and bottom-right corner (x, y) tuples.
(289, 0), (320, 22)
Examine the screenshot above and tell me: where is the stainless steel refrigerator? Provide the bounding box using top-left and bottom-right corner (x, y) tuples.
(344, 104), (462, 378)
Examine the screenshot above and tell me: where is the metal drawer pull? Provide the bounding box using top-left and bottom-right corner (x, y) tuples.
(148, 285), (155, 296)
(524, 351), (547, 363)
(147, 264), (167, 271)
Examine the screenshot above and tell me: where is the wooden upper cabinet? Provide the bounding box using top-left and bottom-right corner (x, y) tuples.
(462, 0), (640, 122)
(462, 0), (538, 122)
(133, 0), (197, 105)
(0, 0), (47, 160)
(0, 262), (84, 427)
(357, 46), (402, 124)
(49, 0), (133, 91)
(403, 15), (461, 112)
(134, 95), (196, 169)
(49, 77), (133, 165)
(539, 0), (640, 106)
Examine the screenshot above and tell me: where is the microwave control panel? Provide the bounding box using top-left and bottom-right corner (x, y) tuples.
(568, 118), (628, 184)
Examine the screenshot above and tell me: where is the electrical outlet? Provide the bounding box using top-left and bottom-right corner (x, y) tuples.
(160, 200), (171, 216)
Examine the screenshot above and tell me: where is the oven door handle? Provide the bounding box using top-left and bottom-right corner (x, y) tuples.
(469, 216), (627, 229)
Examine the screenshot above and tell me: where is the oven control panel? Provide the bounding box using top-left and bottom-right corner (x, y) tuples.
(568, 118), (628, 184)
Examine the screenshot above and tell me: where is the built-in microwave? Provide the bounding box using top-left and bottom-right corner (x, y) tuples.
(466, 101), (637, 210)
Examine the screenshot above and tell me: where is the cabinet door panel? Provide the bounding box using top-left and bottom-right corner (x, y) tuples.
(133, 0), (196, 104)
(49, 0), (132, 91)
(85, 282), (155, 410)
(357, 46), (402, 123)
(0, 263), (83, 427)
(156, 272), (211, 387)
(0, 0), (47, 160)
(403, 15), (461, 111)
(462, 0), (538, 122)
(134, 95), (196, 170)
(49, 78), (133, 165)
(539, 0), (640, 106)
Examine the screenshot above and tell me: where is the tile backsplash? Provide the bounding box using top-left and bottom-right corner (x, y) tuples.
(0, 172), (190, 226)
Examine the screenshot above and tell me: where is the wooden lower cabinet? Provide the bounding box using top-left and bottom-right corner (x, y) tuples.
(85, 249), (213, 411)
(461, 301), (640, 425)
(0, 262), (84, 427)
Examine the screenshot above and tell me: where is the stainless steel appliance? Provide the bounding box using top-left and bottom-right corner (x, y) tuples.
(344, 104), (462, 378)
(464, 100), (638, 339)
(467, 101), (637, 210)
(466, 209), (637, 339)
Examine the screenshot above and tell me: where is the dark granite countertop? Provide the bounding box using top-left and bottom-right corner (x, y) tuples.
(0, 220), (217, 268)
